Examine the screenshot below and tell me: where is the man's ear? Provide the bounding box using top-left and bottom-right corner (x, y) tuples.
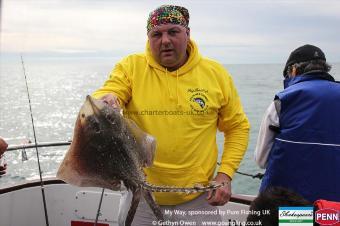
(186, 28), (190, 38)
(291, 65), (297, 77)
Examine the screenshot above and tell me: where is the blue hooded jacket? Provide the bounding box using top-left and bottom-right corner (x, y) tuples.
(260, 72), (340, 202)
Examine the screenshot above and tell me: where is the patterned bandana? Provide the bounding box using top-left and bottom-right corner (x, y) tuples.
(147, 5), (190, 33)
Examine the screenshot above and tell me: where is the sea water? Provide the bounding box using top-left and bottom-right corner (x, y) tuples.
(0, 57), (339, 195)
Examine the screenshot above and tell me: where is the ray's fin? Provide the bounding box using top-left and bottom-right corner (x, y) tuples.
(141, 181), (226, 194)
(125, 188), (142, 226)
(142, 190), (164, 221)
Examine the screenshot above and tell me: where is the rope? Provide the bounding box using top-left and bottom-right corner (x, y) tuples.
(236, 171), (264, 180)
(217, 162), (263, 180)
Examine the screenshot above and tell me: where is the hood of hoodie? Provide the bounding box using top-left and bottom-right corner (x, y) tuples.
(145, 39), (201, 76)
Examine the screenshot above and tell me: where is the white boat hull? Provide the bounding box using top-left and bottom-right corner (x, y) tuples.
(0, 178), (254, 226)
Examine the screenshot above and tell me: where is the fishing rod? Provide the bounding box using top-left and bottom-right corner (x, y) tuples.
(0, 0), (2, 36)
(94, 188), (105, 226)
(21, 55), (50, 226)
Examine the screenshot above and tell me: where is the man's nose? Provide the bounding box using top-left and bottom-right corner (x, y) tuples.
(161, 34), (171, 45)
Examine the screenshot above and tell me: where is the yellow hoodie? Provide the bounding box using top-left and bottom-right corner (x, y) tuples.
(93, 40), (250, 205)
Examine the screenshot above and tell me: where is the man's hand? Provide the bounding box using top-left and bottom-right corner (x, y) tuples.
(0, 138), (8, 176)
(206, 172), (232, 206)
(100, 94), (121, 108)
(0, 163), (7, 176)
(0, 138), (8, 156)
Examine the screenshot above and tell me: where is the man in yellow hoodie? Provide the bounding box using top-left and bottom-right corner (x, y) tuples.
(93, 5), (250, 225)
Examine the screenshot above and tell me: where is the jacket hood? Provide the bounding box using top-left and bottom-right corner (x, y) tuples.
(145, 39), (201, 76)
(283, 71), (335, 89)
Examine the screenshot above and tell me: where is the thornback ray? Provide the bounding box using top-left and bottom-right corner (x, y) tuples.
(57, 95), (226, 226)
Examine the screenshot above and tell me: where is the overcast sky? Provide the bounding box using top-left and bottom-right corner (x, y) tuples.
(1, 0), (340, 64)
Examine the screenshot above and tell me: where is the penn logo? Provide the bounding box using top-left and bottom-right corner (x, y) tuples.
(315, 208), (339, 225)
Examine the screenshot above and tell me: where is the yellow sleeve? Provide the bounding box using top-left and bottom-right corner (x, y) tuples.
(92, 57), (132, 105)
(217, 70), (250, 179)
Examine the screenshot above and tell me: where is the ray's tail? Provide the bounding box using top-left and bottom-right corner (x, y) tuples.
(141, 181), (226, 194)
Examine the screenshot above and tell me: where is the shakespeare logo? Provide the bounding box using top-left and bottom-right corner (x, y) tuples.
(188, 88), (209, 113)
(278, 207), (313, 225)
(315, 209), (339, 225)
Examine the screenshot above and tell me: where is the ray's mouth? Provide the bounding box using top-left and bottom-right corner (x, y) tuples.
(86, 95), (96, 108)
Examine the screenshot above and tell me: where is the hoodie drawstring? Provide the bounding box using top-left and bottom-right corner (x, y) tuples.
(176, 70), (180, 108)
(165, 68), (173, 99)
(165, 68), (180, 108)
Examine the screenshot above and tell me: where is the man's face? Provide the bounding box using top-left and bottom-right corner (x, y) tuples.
(148, 24), (190, 71)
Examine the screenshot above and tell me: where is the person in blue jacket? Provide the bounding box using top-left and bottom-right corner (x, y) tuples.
(255, 44), (340, 202)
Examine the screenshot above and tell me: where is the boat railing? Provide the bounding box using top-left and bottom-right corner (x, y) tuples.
(6, 141), (72, 152)
(5, 141), (264, 180)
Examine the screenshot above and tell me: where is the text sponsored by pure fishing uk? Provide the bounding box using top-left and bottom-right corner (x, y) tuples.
(151, 209), (265, 225)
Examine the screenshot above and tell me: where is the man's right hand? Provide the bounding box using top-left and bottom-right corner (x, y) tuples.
(100, 94), (121, 108)
(0, 138), (8, 176)
(0, 138), (8, 156)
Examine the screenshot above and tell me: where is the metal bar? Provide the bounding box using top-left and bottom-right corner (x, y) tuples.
(7, 141), (71, 152)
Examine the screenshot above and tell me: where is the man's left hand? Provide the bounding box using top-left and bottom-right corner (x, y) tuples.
(0, 163), (7, 176)
(206, 172), (232, 206)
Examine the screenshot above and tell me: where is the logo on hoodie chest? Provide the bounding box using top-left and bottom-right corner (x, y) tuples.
(188, 88), (209, 113)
